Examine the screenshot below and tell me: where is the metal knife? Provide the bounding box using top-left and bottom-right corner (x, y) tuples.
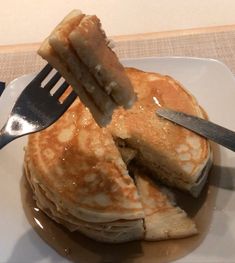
(156, 108), (235, 152)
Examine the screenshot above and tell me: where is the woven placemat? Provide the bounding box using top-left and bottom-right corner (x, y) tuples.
(0, 28), (235, 84)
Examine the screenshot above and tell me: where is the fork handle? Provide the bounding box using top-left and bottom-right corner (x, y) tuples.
(0, 128), (15, 149)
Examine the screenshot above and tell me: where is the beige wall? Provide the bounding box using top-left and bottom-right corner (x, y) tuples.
(1, 0), (235, 45)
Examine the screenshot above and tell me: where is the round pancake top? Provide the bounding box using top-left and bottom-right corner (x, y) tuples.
(109, 68), (210, 181)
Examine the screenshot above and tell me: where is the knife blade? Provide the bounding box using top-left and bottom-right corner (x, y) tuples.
(156, 108), (235, 152)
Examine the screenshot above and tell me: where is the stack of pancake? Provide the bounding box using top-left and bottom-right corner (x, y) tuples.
(24, 66), (211, 243)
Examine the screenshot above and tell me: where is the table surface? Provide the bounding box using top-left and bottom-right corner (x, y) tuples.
(1, 25), (235, 85)
(0, 2), (235, 88)
(1, 0), (235, 45)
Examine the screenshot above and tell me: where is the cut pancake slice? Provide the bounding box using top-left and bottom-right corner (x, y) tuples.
(134, 169), (198, 240)
(38, 10), (136, 126)
(109, 68), (212, 196)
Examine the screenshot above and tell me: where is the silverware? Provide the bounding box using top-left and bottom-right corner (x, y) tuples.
(0, 64), (77, 149)
(0, 81), (5, 96)
(156, 108), (235, 152)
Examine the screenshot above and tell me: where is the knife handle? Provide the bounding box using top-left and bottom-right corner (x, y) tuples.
(0, 82), (5, 97)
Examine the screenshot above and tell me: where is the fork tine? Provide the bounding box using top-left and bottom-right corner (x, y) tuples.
(44, 72), (62, 91)
(53, 81), (69, 99)
(63, 90), (77, 108)
(34, 64), (53, 83)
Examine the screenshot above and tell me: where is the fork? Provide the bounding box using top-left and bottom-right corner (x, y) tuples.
(0, 64), (77, 149)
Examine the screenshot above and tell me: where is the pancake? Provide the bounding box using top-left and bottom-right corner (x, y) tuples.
(38, 10), (110, 127)
(48, 11), (117, 118)
(134, 169), (197, 240)
(68, 15), (136, 108)
(109, 68), (212, 196)
(38, 10), (136, 127)
(24, 158), (144, 243)
(24, 68), (211, 243)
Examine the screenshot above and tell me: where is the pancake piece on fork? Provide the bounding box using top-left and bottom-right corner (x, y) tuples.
(38, 10), (136, 127)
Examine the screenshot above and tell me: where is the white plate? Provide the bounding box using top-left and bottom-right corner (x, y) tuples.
(1, 57), (235, 263)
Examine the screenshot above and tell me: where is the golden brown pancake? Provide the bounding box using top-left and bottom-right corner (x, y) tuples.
(134, 169), (197, 240)
(24, 68), (210, 243)
(68, 15), (136, 108)
(24, 158), (144, 243)
(38, 10), (136, 127)
(109, 68), (212, 196)
(48, 11), (117, 117)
